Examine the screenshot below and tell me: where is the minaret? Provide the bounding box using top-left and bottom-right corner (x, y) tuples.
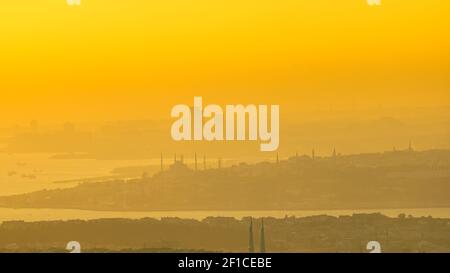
(276, 153), (279, 164)
(249, 218), (255, 253)
(260, 219), (266, 253)
(195, 153), (198, 171)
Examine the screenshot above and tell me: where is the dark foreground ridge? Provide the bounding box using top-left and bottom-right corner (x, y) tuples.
(1, 213), (450, 253)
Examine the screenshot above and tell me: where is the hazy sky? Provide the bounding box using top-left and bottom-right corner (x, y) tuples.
(0, 0), (449, 124)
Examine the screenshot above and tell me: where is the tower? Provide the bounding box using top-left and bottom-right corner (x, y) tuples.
(260, 219), (266, 253)
(249, 218), (255, 253)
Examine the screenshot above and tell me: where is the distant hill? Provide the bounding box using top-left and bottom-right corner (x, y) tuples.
(0, 149), (449, 211)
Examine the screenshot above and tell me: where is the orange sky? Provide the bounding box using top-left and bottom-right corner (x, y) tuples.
(0, 0), (449, 124)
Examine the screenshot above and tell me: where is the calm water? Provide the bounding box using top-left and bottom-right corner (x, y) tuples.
(1, 208), (450, 223)
(0, 153), (161, 195)
(0, 153), (255, 196)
